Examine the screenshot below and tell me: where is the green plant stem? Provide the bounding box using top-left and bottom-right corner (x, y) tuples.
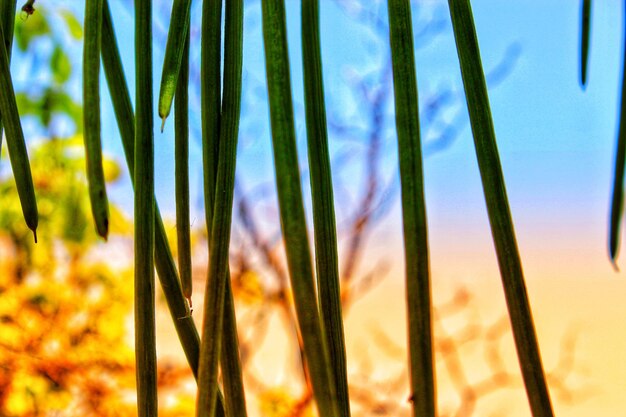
(201, 0), (221, 233)
(580, 0), (591, 87)
(387, 1), (435, 416)
(158, 0), (192, 130)
(0, 23), (37, 241)
(301, 1), (349, 416)
(83, 0), (109, 239)
(100, 5), (226, 416)
(219, 281), (246, 416)
(0, 0), (17, 147)
(261, 1), (338, 416)
(609, 0), (626, 266)
(447, 2), (554, 416)
(134, 0), (157, 414)
(197, 1), (248, 416)
(175, 21), (192, 300)
(102, 0), (194, 375)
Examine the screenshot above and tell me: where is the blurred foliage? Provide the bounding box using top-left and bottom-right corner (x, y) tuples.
(0, 137), (136, 416)
(0, 6), (195, 416)
(0, 137), (198, 416)
(13, 4), (83, 134)
(0, 3), (587, 417)
(258, 388), (314, 417)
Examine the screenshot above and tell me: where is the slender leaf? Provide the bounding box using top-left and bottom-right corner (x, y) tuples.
(197, 0), (247, 416)
(219, 282), (247, 416)
(209, 0), (247, 410)
(301, 1), (349, 416)
(100, 5), (226, 416)
(387, 1), (435, 416)
(175, 21), (192, 300)
(609, 0), (626, 266)
(580, 0), (591, 87)
(83, 0), (109, 239)
(0, 0), (17, 146)
(0, 23), (37, 240)
(261, 1), (338, 416)
(134, 0), (157, 414)
(198, 2), (222, 415)
(201, 0), (221, 233)
(447, 2), (554, 416)
(158, 0), (192, 131)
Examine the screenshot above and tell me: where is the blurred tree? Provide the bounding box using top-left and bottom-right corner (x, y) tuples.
(0, 2), (589, 416)
(0, 7), (194, 416)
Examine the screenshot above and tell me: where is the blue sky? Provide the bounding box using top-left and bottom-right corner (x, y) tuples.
(10, 0), (626, 273)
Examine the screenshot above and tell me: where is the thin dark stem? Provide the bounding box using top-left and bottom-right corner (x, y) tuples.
(301, 1), (350, 415)
(447, 2), (554, 416)
(387, 1), (435, 416)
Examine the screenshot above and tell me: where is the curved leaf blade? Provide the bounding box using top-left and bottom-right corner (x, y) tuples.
(261, 0), (339, 415)
(83, 0), (109, 239)
(158, 0), (192, 130)
(0, 23), (38, 240)
(196, 0), (247, 416)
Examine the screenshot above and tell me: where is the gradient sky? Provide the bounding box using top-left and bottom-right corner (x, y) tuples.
(93, 0), (625, 268)
(10, 1), (626, 415)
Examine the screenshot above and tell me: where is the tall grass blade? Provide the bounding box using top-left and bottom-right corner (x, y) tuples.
(175, 21), (193, 301)
(261, 1), (338, 415)
(580, 0), (591, 87)
(201, 0), (221, 234)
(197, 1), (248, 416)
(134, 0), (158, 414)
(83, 0), (109, 239)
(100, 5), (227, 416)
(219, 282), (247, 416)
(447, 1), (554, 416)
(158, 0), (192, 131)
(301, 1), (349, 416)
(387, 1), (435, 416)
(198, 0), (222, 415)
(609, 1), (626, 266)
(0, 0), (17, 147)
(0, 23), (37, 240)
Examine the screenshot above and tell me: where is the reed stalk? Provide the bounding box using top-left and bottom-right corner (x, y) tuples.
(158, 0), (192, 130)
(301, 1), (349, 415)
(175, 20), (192, 301)
(197, 0), (248, 415)
(261, 0), (339, 415)
(201, 0), (221, 233)
(0, 22), (37, 240)
(609, 0), (626, 266)
(83, 0), (109, 239)
(100, 6), (227, 416)
(580, 0), (591, 87)
(218, 280), (246, 416)
(448, 1), (554, 416)
(0, 0), (17, 147)
(134, 0), (157, 414)
(387, 1), (435, 416)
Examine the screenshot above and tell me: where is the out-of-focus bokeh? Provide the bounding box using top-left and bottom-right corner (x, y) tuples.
(1, 1), (625, 416)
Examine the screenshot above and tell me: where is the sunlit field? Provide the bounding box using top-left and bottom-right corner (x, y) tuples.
(1, 1), (625, 416)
